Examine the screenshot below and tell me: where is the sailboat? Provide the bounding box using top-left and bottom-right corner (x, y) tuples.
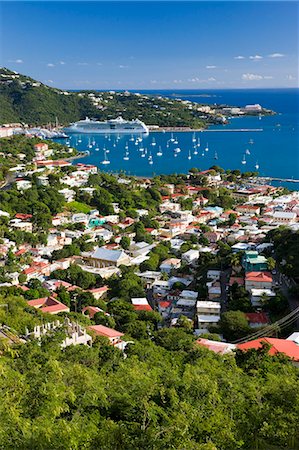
(151, 138), (156, 146)
(214, 151), (218, 160)
(174, 147), (181, 153)
(129, 134), (134, 142)
(92, 139), (96, 146)
(255, 161), (260, 170)
(101, 150), (110, 165)
(88, 138), (92, 149)
(95, 145), (100, 151)
(141, 149), (146, 158)
(249, 139), (254, 144)
(78, 136), (82, 143)
(157, 146), (163, 156)
(245, 149), (251, 155)
(173, 137), (178, 145)
(201, 151), (205, 157)
(192, 132), (196, 143)
(241, 154), (247, 165)
(125, 142), (129, 150)
(170, 133), (175, 142)
(148, 150), (153, 164)
(188, 150), (192, 160)
(193, 146), (198, 155)
(197, 138), (201, 148)
(205, 143), (209, 152)
(123, 150), (130, 161)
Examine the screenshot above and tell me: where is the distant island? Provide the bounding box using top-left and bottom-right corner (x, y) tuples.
(0, 67), (275, 129)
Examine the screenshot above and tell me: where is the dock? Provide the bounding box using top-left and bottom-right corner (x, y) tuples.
(149, 127), (263, 133)
(263, 177), (299, 184)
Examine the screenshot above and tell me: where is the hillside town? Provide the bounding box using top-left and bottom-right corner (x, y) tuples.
(0, 134), (298, 364)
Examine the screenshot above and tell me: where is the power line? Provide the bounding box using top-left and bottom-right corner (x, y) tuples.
(232, 306), (299, 344)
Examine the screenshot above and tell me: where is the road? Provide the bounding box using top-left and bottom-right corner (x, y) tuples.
(272, 270), (299, 328)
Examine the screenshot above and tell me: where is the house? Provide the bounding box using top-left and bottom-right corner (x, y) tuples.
(157, 300), (172, 317)
(196, 300), (221, 317)
(27, 296), (70, 314)
(208, 284), (221, 300)
(129, 241), (155, 258)
(242, 251), (268, 272)
(196, 338), (236, 355)
(177, 290), (198, 307)
(197, 315), (220, 335)
(131, 297), (152, 311)
(82, 247), (130, 268)
(207, 270), (221, 282)
(250, 288), (276, 307)
(182, 249), (199, 265)
(87, 324), (125, 349)
(203, 231), (222, 243)
(236, 205), (261, 215)
(245, 271), (273, 291)
(160, 258), (181, 274)
(82, 306), (105, 319)
(245, 312), (269, 328)
(237, 338), (299, 366)
(272, 211), (297, 224)
(87, 286), (109, 300)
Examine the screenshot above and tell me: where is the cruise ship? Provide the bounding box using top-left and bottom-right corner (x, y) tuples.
(64, 116), (149, 134)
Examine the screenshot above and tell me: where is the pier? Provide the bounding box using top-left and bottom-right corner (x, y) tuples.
(150, 127), (263, 133)
(263, 177), (299, 184)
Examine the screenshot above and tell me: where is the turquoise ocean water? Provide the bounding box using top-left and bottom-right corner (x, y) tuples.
(62, 88), (299, 189)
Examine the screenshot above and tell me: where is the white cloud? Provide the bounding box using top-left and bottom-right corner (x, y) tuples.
(173, 79), (182, 84)
(242, 73), (274, 81)
(234, 55), (245, 60)
(59, 61), (65, 65)
(188, 77), (201, 83)
(97, 62), (102, 66)
(47, 63), (55, 67)
(119, 65), (129, 69)
(206, 65), (217, 69)
(208, 77), (216, 82)
(242, 73), (263, 81)
(249, 55), (263, 60)
(77, 62), (88, 66)
(150, 80), (157, 84)
(287, 74), (296, 80)
(46, 79), (54, 84)
(9, 59), (23, 64)
(268, 53), (285, 58)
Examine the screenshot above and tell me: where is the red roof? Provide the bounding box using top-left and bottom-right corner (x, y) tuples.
(15, 248), (27, 256)
(246, 312), (269, 324)
(15, 213), (32, 220)
(246, 272), (272, 282)
(133, 304), (152, 311)
(229, 277), (245, 286)
(158, 301), (171, 308)
(27, 296), (69, 314)
(82, 306), (103, 318)
(196, 339), (235, 354)
(237, 338), (299, 361)
(88, 324), (124, 338)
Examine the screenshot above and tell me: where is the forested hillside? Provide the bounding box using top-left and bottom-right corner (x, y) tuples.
(0, 68), (209, 128)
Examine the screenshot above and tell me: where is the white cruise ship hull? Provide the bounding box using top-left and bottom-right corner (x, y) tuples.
(64, 117), (149, 134)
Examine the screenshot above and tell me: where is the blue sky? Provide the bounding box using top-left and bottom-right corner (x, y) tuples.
(0, 1), (298, 89)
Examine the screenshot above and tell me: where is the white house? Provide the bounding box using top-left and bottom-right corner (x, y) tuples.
(182, 249), (199, 265)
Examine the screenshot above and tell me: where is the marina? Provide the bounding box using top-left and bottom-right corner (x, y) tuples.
(57, 88), (298, 188)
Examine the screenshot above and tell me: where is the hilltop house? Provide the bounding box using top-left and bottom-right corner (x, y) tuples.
(242, 251), (268, 272)
(82, 247), (130, 268)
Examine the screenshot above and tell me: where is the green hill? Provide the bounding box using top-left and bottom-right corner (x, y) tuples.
(0, 67), (218, 128)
